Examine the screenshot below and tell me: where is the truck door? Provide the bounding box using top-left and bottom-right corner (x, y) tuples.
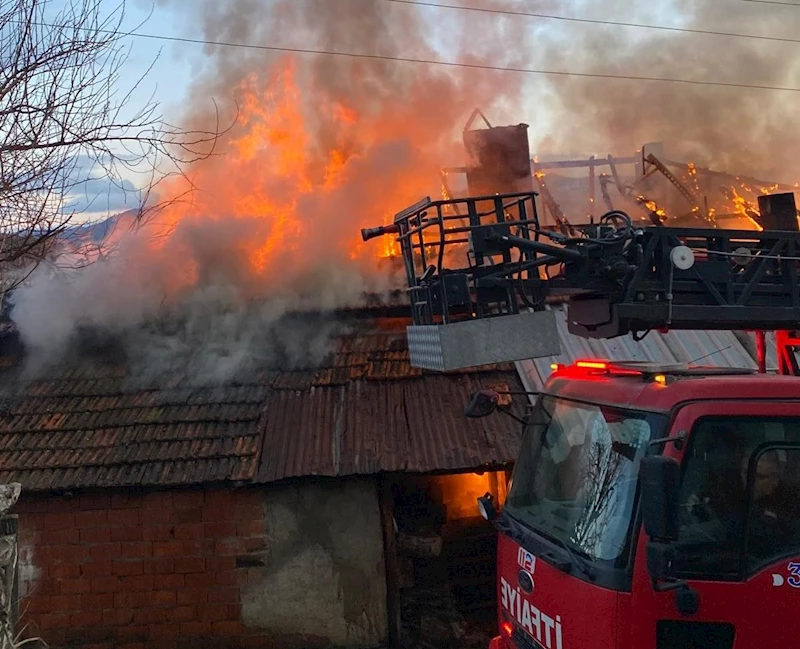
(624, 400), (800, 649)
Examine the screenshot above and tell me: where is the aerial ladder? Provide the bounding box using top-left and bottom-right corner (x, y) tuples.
(361, 189), (800, 374)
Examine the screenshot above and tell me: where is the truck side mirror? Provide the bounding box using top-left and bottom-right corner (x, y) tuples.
(465, 391), (499, 418)
(477, 492), (498, 522)
(639, 455), (680, 542)
(640, 457), (699, 612)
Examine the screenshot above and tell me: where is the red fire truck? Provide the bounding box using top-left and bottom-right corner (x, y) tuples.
(478, 358), (800, 649)
(363, 187), (800, 649)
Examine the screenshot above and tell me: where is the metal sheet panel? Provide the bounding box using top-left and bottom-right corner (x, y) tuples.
(407, 310), (561, 371)
(517, 304), (760, 390)
(399, 373), (523, 474)
(256, 371), (525, 483)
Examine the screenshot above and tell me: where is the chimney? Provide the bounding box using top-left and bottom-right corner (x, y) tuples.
(463, 123), (533, 196)
(757, 192), (798, 232)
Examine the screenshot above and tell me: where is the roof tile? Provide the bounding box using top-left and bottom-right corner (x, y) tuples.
(0, 315), (525, 491)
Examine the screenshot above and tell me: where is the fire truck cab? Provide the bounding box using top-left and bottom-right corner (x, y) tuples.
(482, 360), (800, 649)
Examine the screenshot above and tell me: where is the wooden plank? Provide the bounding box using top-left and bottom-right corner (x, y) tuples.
(608, 154), (624, 194)
(534, 156), (638, 170)
(378, 477), (401, 647)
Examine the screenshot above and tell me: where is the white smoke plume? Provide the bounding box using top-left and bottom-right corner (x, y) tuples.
(531, 0), (800, 182)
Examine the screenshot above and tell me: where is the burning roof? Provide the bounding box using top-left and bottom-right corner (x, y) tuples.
(2, 0), (799, 492)
(449, 138), (800, 233)
(0, 314), (524, 492)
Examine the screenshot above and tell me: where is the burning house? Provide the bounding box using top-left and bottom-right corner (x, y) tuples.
(0, 112), (792, 649)
(0, 298), (776, 649)
(0, 8), (546, 644)
(1, 0), (799, 644)
(0, 311), (525, 649)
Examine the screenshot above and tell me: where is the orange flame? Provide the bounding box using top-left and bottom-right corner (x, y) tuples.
(687, 162), (700, 193)
(636, 195), (666, 220)
(140, 54), (472, 301)
(728, 187), (763, 231)
(379, 240), (401, 259)
(430, 471), (509, 521)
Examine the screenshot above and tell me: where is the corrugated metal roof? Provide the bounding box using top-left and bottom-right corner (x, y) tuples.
(516, 304), (761, 391)
(256, 372), (523, 483)
(0, 319), (524, 491)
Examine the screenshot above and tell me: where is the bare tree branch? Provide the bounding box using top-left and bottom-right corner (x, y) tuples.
(0, 0), (232, 296)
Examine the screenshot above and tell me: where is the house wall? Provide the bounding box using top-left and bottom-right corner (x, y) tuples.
(15, 477), (387, 649)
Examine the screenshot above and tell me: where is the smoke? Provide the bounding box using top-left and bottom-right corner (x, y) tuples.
(533, 0), (800, 183)
(15, 0), (790, 382)
(9, 0), (530, 383)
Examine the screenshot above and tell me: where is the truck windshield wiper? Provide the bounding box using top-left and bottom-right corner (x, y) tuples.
(546, 536), (597, 581)
(500, 509), (598, 581)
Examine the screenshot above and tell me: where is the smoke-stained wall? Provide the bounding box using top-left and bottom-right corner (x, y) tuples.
(241, 478), (387, 648)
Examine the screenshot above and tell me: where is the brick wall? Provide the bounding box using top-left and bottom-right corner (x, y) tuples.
(15, 487), (272, 649)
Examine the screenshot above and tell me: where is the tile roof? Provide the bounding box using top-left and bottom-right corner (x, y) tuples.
(0, 316), (525, 492)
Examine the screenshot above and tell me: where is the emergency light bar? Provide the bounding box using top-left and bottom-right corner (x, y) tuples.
(549, 359), (757, 382)
(550, 359), (646, 379)
(575, 360), (608, 370)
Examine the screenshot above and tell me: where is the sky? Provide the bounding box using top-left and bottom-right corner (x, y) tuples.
(117, 1), (195, 121)
(51, 1), (189, 221)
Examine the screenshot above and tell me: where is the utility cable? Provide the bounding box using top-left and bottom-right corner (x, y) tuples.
(21, 16), (800, 94)
(739, 0), (800, 6)
(382, 0), (800, 46)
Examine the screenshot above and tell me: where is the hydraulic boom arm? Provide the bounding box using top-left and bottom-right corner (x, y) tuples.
(362, 190), (800, 373)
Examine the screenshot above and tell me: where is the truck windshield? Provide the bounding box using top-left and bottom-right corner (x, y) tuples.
(504, 396), (663, 564)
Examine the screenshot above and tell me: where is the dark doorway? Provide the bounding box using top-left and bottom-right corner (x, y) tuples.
(386, 470), (509, 649)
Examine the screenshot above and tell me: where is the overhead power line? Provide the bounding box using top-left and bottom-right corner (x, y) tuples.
(381, 0), (800, 46)
(740, 0), (800, 6)
(26, 19), (800, 95)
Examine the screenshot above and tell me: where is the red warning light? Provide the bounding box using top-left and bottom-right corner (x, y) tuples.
(575, 360), (609, 370)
